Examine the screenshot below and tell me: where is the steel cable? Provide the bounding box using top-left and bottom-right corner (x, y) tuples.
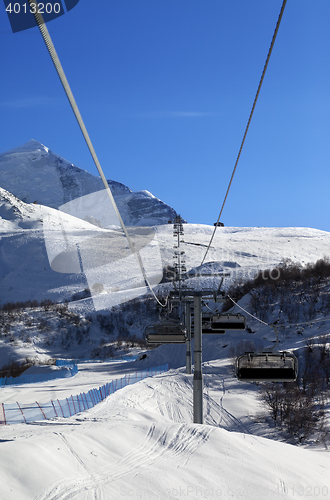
(28, 1), (166, 307)
(199, 0), (287, 269)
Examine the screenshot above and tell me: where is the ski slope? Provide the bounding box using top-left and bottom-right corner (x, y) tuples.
(1, 308), (330, 500)
(1, 176), (330, 497)
(1, 202), (330, 307)
(0, 355), (330, 500)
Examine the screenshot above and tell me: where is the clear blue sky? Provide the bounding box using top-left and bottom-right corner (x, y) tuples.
(1, 1), (330, 232)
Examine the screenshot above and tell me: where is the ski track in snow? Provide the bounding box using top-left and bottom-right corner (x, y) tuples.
(204, 361), (250, 433)
(35, 423), (214, 500)
(203, 362), (291, 497)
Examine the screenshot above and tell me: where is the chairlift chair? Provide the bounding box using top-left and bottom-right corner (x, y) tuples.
(201, 313), (225, 334)
(191, 313), (246, 334)
(190, 312), (220, 334)
(235, 351), (298, 382)
(145, 321), (187, 344)
(211, 313), (246, 331)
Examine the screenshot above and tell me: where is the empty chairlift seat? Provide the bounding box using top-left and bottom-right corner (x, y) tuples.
(191, 313), (246, 334)
(235, 351), (298, 382)
(191, 312), (220, 334)
(145, 322), (187, 344)
(190, 312), (218, 334)
(211, 313), (246, 332)
(202, 313), (223, 334)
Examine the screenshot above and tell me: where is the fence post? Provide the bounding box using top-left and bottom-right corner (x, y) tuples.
(51, 400), (58, 417)
(36, 401), (47, 420)
(80, 393), (84, 411)
(1, 403), (6, 425)
(72, 395), (78, 414)
(16, 402), (27, 423)
(77, 394), (82, 413)
(66, 398), (72, 417)
(57, 399), (65, 417)
(92, 389), (97, 405)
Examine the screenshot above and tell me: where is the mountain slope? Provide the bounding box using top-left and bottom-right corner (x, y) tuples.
(1, 189), (330, 308)
(0, 361), (329, 500)
(0, 140), (180, 226)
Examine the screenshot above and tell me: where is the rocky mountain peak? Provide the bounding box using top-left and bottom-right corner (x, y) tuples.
(0, 141), (181, 226)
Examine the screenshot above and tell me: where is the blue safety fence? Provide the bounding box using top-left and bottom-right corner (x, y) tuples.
(0, 363), (169, 425)
(56, 355), (137, 366)
(0, 365), (78, 387)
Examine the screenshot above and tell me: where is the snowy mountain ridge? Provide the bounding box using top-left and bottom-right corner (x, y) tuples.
(0, 140), (180, 226)
(1, 146), (330, 498)
(1, 185), (330, 308)
(1, 141), (330, 313)
(0, 185), (106, 232)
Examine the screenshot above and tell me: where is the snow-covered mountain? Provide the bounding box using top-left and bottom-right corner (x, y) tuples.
(1, 139), (330, 310)
(1, 152), (330, 498)
(0, 140), (180, 226)
(1, 183), (330, 308)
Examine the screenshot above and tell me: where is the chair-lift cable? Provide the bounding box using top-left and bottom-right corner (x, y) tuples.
(228, 295), (279, 352)
(228, 294), (330, 356)
(199, 0), (288, 269)
(227, 295), (269, 326)
(28, 0), (167, 308)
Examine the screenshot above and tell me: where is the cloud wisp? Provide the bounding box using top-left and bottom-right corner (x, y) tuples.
(0, 96), (59, 109)
(134, 111), (216, 118)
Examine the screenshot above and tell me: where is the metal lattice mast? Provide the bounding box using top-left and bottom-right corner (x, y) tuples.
(173, 215), (186, 302)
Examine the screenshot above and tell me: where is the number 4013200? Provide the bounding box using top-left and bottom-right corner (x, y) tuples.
(6, 3), (62, 14)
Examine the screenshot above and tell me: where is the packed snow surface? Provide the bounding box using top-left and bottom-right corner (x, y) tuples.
(1, 354), (330, 499)
(1, 141), (330, 499)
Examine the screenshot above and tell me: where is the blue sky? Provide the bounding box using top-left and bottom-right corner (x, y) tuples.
(1, 0), (330, 232)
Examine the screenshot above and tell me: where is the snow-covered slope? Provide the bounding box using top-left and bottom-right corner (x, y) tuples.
(0, 187), (104, 304)
(1, 189), (330, 309)
(0, 140), (180, 226)
(0, 292), (329, 499)
(1, 207), (330, 497)
(0, 359), (329, 500)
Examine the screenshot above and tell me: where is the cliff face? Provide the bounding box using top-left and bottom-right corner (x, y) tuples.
(0, 140), (181, 226)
